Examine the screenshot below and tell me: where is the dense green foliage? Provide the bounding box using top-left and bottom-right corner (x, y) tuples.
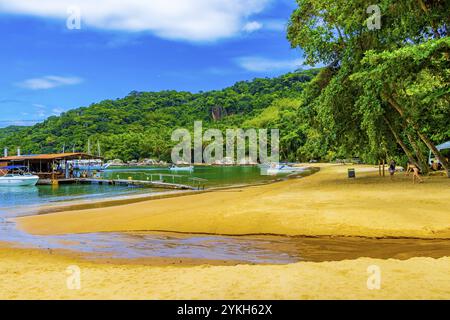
(0, 70), (318, 162)
(0, 126), (26, 141)
(287, 0), (450, 174)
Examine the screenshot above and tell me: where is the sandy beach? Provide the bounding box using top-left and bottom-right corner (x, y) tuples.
(16, 165), (450, 238)
(2, 164), (450, 299)
(1, 246), (449, 300)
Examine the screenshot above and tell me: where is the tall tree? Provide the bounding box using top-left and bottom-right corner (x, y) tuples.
(287, 0), (449, 175)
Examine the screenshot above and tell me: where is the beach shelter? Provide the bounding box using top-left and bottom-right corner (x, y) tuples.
(429, 141), (450, 164)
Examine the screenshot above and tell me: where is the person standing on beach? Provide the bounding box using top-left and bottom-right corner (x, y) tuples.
(411, 164), (424, 184)
(389, 160), (396, 179)
(405, 160), (414, 176)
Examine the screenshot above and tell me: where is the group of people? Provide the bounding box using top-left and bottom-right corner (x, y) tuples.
(388, 160), (423, 184)
(430, 160), (443, 171)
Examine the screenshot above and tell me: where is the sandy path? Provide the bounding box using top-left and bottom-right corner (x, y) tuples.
(16, 165), (450, 238)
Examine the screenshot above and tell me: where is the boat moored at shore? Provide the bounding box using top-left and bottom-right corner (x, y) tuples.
(260, 163), (307, 175)
(69, 159), (111, 171)
(0, 166), (39, 187)
(169, 165), (194, 172)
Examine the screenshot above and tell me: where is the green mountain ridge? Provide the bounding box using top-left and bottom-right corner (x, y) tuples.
(0, 69), (319, 162)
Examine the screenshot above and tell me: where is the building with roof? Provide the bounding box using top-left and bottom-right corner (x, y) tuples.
(0, 152), (101, 181)
(429, 141), (450, 165)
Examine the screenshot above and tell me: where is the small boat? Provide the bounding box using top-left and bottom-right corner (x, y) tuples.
(169, 165), (194, 172)
(69, 160), (111, 171)
(261, 163), (306, 175)
(0, 166), (39, 187)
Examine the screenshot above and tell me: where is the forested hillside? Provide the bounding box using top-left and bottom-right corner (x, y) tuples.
(0, 70), (319, 161)
(0, 126), (26, 142)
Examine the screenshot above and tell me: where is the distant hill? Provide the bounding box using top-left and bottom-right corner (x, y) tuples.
(0, 126), (28, 141)
(0, 69), (319, 161)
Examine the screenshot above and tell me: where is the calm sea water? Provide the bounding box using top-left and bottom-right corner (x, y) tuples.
(0, 166), (279, 211)
(0, 166), (302, 264)
(102, 165), (278, 187)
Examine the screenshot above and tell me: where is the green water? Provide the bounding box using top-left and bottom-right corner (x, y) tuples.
(0, 166), (282, 211)
(0, 184), (158, 212)
(101, 165), (281, 187)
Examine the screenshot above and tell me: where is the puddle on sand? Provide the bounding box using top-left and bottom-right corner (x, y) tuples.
(7, 231), (449, 265)
(2, 206), (449, 265)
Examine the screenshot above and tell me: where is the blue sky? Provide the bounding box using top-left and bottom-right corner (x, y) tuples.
(0, 0), (305, 127)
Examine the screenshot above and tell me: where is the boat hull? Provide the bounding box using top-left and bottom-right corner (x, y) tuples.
(0, 176), (39, 187)
(263, 166), (306, 175)
(73, 164), (110, 171)
(169, 166), (194, 172)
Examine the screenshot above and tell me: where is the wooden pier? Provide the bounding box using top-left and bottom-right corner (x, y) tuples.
(37, 175), (208, 190)
(77, 178), (197, 190)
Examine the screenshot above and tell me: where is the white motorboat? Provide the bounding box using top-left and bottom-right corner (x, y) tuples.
(0, 166), (39, 186)
(68, 160), (111, 171)
(261, 163), (306, 175)
(169, 165), (194, 172)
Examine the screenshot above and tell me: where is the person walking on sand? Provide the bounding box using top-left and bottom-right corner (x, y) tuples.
(389, 160), (396, 179)
(405, 159), (415, 176)
(411, 164), (424, 184)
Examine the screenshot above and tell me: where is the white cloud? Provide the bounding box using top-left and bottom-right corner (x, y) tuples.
(32, 104), (47, 109)
(243, 21), (263, 33)
(236, 56), (304, 72)
(17, 76), (83, 90)
(244, 19), (286, 33)
(263, 19), (286, 32)
(0, 0), (271, 42)
(32, 104), (48, 117)
(52, 107), (64, 115)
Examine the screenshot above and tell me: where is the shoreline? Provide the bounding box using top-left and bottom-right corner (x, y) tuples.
(9, 167), (316, 217)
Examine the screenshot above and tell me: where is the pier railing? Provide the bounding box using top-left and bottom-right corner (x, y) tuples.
(38, 171), (209, 190)
(74, 172), (208, 190)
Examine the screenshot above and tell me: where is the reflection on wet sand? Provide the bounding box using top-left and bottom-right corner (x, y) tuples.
(11, 231), (449, 266)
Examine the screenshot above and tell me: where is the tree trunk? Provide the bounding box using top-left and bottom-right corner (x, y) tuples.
(407, 133), (429, 174)
(417, 0), (440, 38)
(383, 116), (417, 164)
(386, 96), (450, 177)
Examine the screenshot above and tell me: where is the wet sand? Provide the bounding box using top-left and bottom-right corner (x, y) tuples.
(8, 231), (450, 266)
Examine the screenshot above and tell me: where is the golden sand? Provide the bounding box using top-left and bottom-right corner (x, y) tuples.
(3, 164), (450, 300)
(16, 165), (450, 238)
(1, 246), (449, 300)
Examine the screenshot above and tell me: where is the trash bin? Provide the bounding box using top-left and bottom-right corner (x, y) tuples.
(348, 168), (356, 178)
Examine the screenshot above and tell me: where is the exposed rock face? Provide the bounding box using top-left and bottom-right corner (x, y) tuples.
(211, 106), (227, 121)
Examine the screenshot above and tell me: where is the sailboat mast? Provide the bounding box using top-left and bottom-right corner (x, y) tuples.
(97, 141), (101, 157)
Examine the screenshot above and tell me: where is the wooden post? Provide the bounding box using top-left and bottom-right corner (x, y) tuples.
(379, 160), (382, 176)
(51, 160), (55, 183)
(382, 159), (385, 177)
